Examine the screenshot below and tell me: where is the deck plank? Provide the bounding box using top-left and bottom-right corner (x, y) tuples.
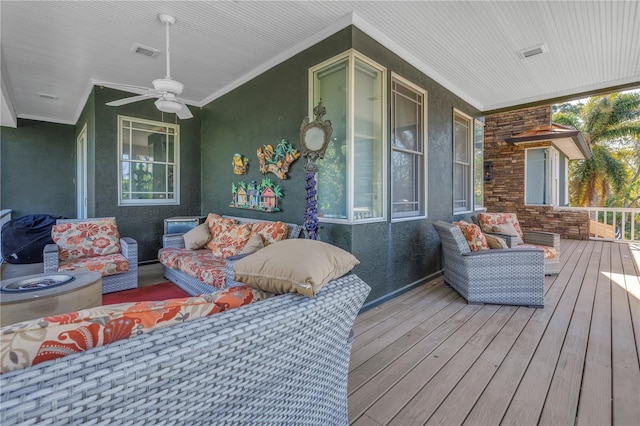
(425, 305), (537, 425)
(576, 241), (612, 425)
(363, 304), (501, 425)
(347, 301), (481, 422)
(462, 239), (585, 425)
(539, 241), (602, 425)
(610, 243), (640, 424)
(388, 305), (519, 425)
(500, 240), (595, 425)
(347, 240), (640, 426)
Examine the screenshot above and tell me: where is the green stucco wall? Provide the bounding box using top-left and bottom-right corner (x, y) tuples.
(1, 119), (76, 219)
(90, 87), (202, 262)
(201, 26), (482, 306)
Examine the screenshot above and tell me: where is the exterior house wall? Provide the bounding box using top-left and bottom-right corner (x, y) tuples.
(484, 105), (589, 239)
(201, 26), (482, 305)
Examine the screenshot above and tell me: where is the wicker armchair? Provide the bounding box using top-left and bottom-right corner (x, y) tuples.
(433, 221), (545, 307)
(43, 217), (138, 294)
(471, 213), (561, 275)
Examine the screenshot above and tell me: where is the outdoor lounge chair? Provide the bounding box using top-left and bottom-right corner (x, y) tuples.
(471, 212), (561, 275)
(44, 217), (138, 293)
(433, 221), (545, 307)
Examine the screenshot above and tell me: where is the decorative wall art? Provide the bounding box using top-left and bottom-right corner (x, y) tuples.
(232, 153), (249, 175)
(256, 139), (300, 180)
(230, 178), (282, 212)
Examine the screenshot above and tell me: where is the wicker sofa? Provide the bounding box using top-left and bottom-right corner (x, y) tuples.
(160, 215), (303, 295)
(0, 274), (371, 425)
(43, 217), (138, 294)
(433, 221), (545, 307)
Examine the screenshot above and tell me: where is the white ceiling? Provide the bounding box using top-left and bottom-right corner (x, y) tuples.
(1, 1), (639, 127)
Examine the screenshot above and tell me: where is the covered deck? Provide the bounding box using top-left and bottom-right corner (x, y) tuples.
(349, 239), (640, 425)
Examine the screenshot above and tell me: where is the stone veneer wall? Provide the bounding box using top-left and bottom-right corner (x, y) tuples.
(484, 105), (589, 240)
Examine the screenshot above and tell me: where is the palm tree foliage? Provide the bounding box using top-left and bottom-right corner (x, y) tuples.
(552, 92), (640, 207)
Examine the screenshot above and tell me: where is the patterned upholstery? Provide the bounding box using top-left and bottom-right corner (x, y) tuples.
(0, 285), (273, 374)
(44, 217), (138, 293)
(158, 248), (227, 289)
(159, 215), (303, 296)
(471, 213), (561, 275)
(58, 252), (129, 277)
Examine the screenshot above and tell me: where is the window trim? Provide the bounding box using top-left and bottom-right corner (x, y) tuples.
(309, 49), (388, 224)
(453, 109), (474, 214)
(118, 115), (180, 206)
(390, 72), (428, 222)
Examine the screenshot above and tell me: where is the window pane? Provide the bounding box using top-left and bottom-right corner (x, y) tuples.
(454, 120), (469, 163)
(453, 163), (467, 211)
(316, 58), (348, 219)
(391, 76), (425, 219)
(474, 120), (484, 208)
(526, 148), (546, 204)
(353, 58), (383, 220)
(118, 116), (179, 205)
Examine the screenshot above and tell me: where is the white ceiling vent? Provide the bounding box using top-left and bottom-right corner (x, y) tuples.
(130, 43), (161, 58)
(37, 92), (58, 100)
(517, 43), (549, 59)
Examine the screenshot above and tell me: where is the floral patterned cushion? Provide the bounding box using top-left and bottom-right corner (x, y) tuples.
(0, 285), (275, 373)
(158, 248), (227, 288)
(454, 220), (489, 252)
(517, 243), (558, 259)
(204, 213), (238, 251)
(58, 253), (129, 277)
(477, 213), (524, 239)
(52, 218), (121, 261)
(249, 221), (289, 246)
(208, 222), (253, 258)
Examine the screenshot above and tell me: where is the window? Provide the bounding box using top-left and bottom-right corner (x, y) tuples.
(118, 116), (179, 205)
(453, 110), (484, 213)
(473, 119), (485, 210)
(391, 74), (427, 220)
(525, 146), (562, 206)
(310, 50), (386, 223)
(453, 110), (472, 213)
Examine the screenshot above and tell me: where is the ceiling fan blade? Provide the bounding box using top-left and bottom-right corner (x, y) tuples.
(106, 94), (157, 107)
(176, 103), (193, 120)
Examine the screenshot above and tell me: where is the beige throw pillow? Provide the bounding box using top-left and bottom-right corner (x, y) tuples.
(492, 223), (524, 245)
(182, 223), (212, 250)
(233, 239), (360, 297)
(240, 233), (265, 254)
(484, 233), (508, 249)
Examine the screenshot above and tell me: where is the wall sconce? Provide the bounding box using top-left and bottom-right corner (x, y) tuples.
(483, 161), (493, 181)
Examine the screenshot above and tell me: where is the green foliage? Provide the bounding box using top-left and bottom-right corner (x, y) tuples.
(553, 91), (640, 207)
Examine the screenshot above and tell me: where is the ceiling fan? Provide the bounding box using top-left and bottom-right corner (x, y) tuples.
(105, 13), (193, 119)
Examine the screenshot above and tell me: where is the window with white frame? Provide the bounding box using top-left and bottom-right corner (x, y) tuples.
(525, 146), (562, 206)
(310, 50), (386, 223)
(453, 110), (473, 213)
(473, 119), (485, 210)
(391, 74), (427, 219)
(118, 116), (179, 205)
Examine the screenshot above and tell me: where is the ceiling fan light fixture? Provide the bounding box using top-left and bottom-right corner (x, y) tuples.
(155, 98), (182, 114)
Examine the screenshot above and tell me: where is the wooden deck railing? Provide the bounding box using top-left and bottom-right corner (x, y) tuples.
(558, 207), (640, 242)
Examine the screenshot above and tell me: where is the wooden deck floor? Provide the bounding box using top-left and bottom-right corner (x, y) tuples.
(348, 239), (640, 425)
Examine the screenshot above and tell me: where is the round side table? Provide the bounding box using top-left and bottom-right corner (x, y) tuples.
(0, 271), (102, 327)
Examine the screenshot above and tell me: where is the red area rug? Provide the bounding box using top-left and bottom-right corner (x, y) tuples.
(102, 281), (189, 305)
